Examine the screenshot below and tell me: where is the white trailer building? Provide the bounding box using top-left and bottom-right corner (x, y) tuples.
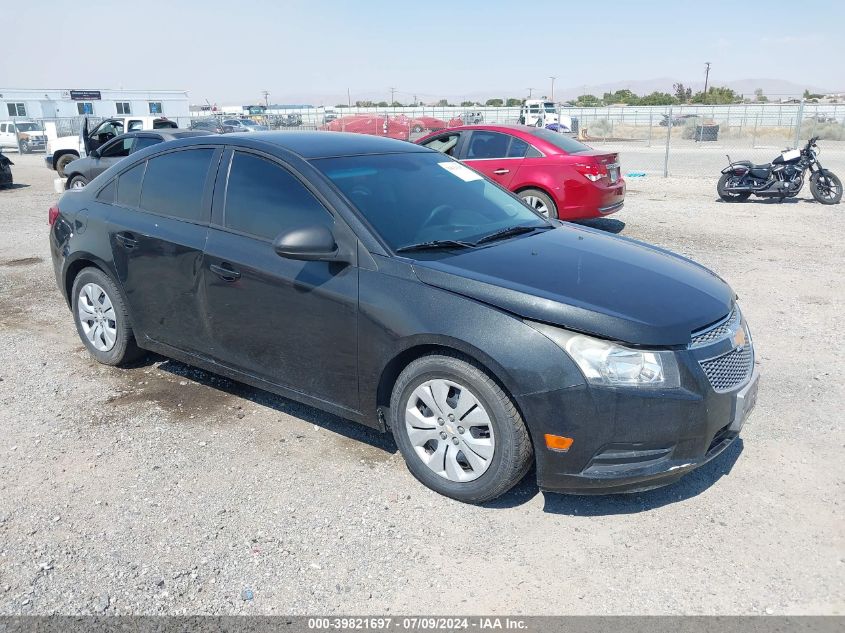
(1, 88), (190, 120)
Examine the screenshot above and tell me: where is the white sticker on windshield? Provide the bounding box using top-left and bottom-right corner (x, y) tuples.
(437, 161), (482, 182)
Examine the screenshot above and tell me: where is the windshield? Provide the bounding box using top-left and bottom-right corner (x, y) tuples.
(314, 152), (549, 252)
(543, 103), (556, 112)
(529, 128), (592, 154)
(15, 123), (43, 132)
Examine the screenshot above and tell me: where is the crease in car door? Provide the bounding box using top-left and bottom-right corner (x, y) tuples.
(201, 150), (359, 411)
(461, 130), (521, 188)
(109, 147), (220, 353)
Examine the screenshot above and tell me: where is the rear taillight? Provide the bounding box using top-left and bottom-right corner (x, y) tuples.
(48, 205), (60, 226)
(574, 162), (607, 182)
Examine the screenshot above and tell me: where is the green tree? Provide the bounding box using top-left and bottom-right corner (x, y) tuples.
(377, 101), (389, 107)
(505, 97), (524, 107)
(673, 83), (692, 103)
(485, 98), (504, 107)
(602, 89), (639, 105)
(639, 91), (677, 106)
(754, 88), (768, 103)
(575, 94), (602, 107)
(460, 101), (474, 107)
(691, 86), (741, 104)
(354, 100), (375, 107)
(390, 101), (404, 107)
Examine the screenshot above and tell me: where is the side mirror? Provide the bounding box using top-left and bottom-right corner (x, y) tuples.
(272, 224), (342, 262)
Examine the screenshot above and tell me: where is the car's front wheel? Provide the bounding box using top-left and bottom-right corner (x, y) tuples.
(67, 174), (87, 189)
(71, 268), (142, 366)
(390, 354), (533, 503)
(55, 154), (77, 178)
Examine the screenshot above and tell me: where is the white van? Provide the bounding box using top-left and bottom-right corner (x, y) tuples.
(44, 116), (177, 177)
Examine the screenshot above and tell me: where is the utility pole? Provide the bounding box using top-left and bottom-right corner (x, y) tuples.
(389, 86), (396, 106)
(262, 90), (269, 109)
(703, 62), (711, 94)
(527, 87), (534, 98)
(347, 87), (351, 107)
(549, 76), (557, 101)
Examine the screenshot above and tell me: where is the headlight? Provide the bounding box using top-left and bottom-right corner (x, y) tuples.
(527, 321), (680, 388)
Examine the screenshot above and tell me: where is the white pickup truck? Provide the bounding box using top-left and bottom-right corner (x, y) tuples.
(517, 100), (573, 132)
(44, 116), (177, 177)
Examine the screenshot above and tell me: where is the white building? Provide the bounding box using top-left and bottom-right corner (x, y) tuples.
(0, 88), (190, 120)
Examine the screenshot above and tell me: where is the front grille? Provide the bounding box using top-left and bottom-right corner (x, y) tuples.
(691, 307), (740, 348)
(700, 345), (753, 392)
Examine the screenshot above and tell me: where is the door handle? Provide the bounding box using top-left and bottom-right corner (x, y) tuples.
(115, 232), (138, 248)
(209, 263), (241, 282)
(493, 168), (510, 175)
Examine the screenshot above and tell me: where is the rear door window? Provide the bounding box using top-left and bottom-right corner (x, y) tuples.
(139, 149), (214, 222)
(464, 131), (511, 159)
(223, 151), (332, 240)
(116, 163), (145, 208)
(506, 136), (529, 158)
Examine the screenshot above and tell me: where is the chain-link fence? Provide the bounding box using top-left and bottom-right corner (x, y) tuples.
(5, 103), (844, 179)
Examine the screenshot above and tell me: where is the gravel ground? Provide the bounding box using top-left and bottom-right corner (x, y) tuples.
(0, 153), (843, 616)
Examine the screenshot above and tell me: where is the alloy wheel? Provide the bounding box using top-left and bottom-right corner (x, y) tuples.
(404, 379), (495, 482)
(77, 283), (117, 351)
(522, 195), (549, 216)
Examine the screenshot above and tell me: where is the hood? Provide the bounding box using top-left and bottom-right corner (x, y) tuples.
(410, 225), (733, 347)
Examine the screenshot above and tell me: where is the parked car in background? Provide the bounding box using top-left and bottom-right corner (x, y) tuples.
(320, 114), (410, 140)
(394, 115), (448, 133)
(45, 117), (178, 177)
(62, 129), (213, 189)
(191, 118), (233, 134)
(518, 100), (573, 132)
(0, 120), (48, 153)
(0, 150), (12, 187)
(417, 124), (625, 219)
(49, 131), (757, 503)
(222, 118), (269, 132)
(448, 111), (484, 127)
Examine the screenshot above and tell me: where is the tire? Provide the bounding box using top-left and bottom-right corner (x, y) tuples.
(55, 153), (77, 178)
(71, 267), (143, 366)
(390, 354), (533, 503)
(19, 140), (30, 154)
(717, 173), (751, 202)
(810, 170), (842, 205)
(518, 188), (558, 219)
(411, 124), (424, 133)
(66, 174), (87, 190)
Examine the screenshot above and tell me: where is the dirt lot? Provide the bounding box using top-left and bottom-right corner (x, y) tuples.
(0, 152), (843, 616)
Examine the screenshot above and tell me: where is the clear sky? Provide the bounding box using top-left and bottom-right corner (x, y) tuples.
(4, 0), (843, 105)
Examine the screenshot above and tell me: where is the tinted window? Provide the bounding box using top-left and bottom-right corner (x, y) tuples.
(507, 137), (529, 158)
(116, 163), (144, 208)
(133, 136), (162, 152)
(140, 149), (214, 222)
(315, 152), (548, 251)
(100, 137), (133, 158)
(224, 152), (332, 240)
(529, 128), (592, 154)
(97, 180), (116, 203)
(465, 131), (510, 159)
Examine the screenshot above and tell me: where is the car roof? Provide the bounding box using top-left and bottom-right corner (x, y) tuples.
(417, 124), (545, 141)
(111, 129), (213, 141)
(225, 131), (431, 159)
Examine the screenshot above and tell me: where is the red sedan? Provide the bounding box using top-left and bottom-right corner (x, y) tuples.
(416, 124), (625, 220)
(320, 114), (410, 140)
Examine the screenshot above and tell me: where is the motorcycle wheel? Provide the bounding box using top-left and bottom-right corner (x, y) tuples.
(810, 170), (842, 205)
(717, 173), (751, 202)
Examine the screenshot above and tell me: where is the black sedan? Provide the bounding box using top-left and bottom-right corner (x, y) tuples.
(48, 132), (759, 503)
(63, 129), (213, 189)
(0, 150), (12, 188)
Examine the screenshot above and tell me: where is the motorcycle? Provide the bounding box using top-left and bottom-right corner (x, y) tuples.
(717, 136), (841, 205)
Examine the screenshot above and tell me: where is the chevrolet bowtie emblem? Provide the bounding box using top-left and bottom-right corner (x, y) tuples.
(733, 327), (746, 351)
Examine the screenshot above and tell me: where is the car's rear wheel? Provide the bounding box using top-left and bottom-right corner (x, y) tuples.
(67, 174), (87, 189)
(19, 140), (30, 154)
(55, 154), (77, 178)
(71, 268), (142, 366)
(519, 188), (558, 219)
(390, 354), (533, 503)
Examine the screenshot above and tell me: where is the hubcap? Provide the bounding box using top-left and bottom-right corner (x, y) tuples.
(77, 283), (117, 352)
(522, 195), (549, 216)
(405, 379), (495, 482)
(70, 179), (85, 189)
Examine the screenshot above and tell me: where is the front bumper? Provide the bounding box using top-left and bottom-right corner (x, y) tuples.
(520, 358), (759, 494)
